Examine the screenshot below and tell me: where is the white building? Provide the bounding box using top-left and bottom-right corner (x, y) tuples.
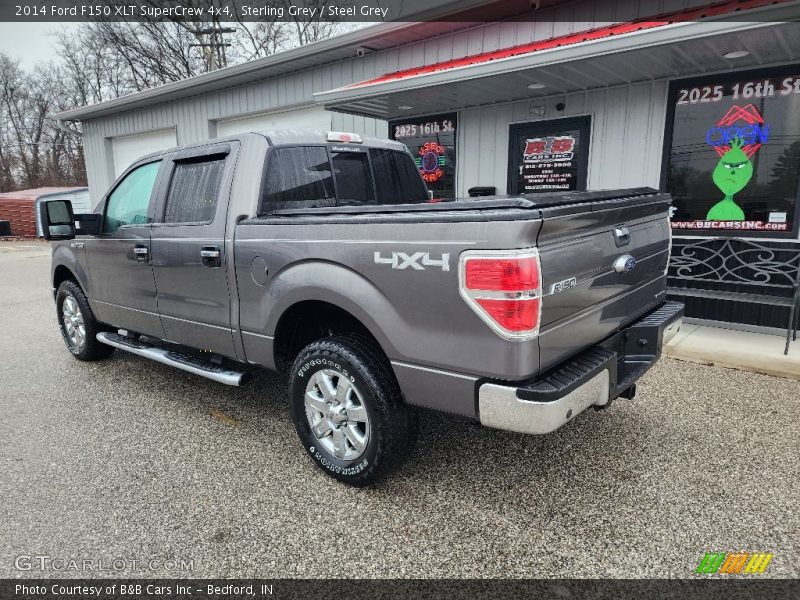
(54, 0), (800, 332)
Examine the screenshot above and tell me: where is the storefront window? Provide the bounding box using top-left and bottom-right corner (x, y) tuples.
(508, 117), (591, 194)
(389, 113), (457, 200)
(665, 67), (800, 236)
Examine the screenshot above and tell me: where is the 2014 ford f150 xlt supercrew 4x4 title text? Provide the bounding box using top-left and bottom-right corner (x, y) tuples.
(40, 130), (683, 485)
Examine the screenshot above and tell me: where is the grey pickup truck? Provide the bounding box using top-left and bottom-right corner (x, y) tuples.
(39, 130), (683, 485)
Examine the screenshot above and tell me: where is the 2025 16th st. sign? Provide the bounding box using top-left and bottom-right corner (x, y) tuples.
(665, 66), (800, 237)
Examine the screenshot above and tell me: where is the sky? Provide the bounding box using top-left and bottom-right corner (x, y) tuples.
(0, 22), (79, 68)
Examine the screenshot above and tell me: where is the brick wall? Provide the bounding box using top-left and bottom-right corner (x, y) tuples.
(0, 200), (36, 237)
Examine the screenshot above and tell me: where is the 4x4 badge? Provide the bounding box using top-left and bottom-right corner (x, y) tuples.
(374, 251), (450, 271)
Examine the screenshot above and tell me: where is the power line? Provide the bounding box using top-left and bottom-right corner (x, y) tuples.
(190, 26), (236, 71)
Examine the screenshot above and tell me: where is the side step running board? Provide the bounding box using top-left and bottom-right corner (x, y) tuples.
(96, 331), (251, 386)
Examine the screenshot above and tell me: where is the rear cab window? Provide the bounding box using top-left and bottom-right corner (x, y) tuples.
(259, 144), (428, 215)
(331, 150), (374, 205)
(369, 148), (429, 205)
(262, 146), (336, 212)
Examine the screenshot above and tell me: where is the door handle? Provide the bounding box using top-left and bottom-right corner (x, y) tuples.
(201, 246), (221, 267)
(133, 244), (149, 262)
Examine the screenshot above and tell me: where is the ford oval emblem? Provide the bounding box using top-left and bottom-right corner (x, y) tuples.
(613, 254), (636, 273)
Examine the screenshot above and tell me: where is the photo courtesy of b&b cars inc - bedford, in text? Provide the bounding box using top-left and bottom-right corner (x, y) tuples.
(0, 1), (798, 599)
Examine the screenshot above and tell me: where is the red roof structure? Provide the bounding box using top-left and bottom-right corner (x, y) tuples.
(344, 0), (789, 91)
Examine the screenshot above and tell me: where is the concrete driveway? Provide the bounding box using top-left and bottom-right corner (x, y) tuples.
(0, 241), (797, 578)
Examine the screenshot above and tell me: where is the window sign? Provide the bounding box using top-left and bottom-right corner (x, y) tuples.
(390, 113), (457, 199)
(508, 117), (590, 194)
(664, 67), (800, 236)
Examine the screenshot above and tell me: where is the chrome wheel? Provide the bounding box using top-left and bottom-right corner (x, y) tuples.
(304, 369), (370, 460)
(61, 295), (86, 350)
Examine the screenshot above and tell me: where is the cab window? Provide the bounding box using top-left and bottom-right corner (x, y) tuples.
(103, 161), (161, 234)
(261, 146), (335, 212)
(369, 149), (428, 205)
(331, 151), (374, 205)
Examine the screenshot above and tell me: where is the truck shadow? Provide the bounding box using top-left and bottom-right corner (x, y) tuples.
(89, 354), (654, 499)
(405, 403), (651, 488)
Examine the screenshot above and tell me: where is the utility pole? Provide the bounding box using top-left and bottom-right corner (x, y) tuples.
(189, 26), (236, 71)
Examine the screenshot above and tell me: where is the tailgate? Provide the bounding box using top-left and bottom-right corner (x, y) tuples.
(535, 190), (672, 372)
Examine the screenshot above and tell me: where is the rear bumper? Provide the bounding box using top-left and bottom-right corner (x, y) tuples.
(477, 301), (684, 435)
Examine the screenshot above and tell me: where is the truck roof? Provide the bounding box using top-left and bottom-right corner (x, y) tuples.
(136, 130), (408, 164)
(263, 129), (408, 151)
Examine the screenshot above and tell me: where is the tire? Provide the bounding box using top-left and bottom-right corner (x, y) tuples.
(289, 334), (417, 486)
(56, 280), (115, 361)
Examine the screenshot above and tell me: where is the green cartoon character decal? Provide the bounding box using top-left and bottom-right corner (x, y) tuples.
(706, 137), (753, 221)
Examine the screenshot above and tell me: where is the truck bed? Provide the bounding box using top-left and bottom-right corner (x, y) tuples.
(237, 187), (671, 389)
(251, 187), (661, 218)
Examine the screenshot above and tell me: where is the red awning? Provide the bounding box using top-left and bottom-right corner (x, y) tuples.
(344, 0), (789, 91)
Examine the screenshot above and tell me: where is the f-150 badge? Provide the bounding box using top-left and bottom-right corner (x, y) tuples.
(374, 251), (450, 271)
(550, 277), (577, 294)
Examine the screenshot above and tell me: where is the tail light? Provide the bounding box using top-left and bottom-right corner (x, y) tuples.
(458, 249), (542, 340)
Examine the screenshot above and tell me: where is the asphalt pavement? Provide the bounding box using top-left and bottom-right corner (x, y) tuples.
(0, 241), (797, 578)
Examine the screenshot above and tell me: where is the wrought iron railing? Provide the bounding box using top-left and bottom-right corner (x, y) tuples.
(669, 238), (800, 290)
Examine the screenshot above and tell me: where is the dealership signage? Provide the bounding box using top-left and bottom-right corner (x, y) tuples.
(393, 117), (455, 140)
(519, 135), (577, 191)
(508, 117), (590, 195)
(666, 68), (800, 236)
(390, 114), (457, 199)
(416, 142), (446, 183)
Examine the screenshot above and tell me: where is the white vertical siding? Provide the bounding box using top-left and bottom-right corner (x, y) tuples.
(81, 0), (676, 202)
(456, 80), (669, 196)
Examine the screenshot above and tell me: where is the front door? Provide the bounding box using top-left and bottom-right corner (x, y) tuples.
(85, 159), (166, 338)
(149, 144), (236, 358)
(508, 116), (591, 195)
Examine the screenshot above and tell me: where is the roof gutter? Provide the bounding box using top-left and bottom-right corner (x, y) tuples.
(50, 0), (514, 123)
(52, 22), (408, 122)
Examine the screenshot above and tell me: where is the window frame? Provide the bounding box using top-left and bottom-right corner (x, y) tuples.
(156, 143), (232, 227)
(660, 64), (800, 240)
(100, 158), (164, 236)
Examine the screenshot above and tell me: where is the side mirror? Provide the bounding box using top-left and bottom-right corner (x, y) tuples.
(75, 213), (102, 235)
(38, 200), (76, 240)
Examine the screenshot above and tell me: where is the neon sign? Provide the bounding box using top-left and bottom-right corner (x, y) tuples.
(705, 104), (769, 158)
(415, 142), (446, 183)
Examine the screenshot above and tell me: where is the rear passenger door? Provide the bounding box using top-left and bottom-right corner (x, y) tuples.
(149, 143), (237, 358)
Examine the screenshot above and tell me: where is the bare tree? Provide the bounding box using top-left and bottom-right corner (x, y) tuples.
(0, 54), (87, 191)
(1, 2), (350, 192)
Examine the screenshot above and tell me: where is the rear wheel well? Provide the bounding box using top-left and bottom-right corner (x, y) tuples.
(53, 265), (77, 292)
(274, 301), (382, 372)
